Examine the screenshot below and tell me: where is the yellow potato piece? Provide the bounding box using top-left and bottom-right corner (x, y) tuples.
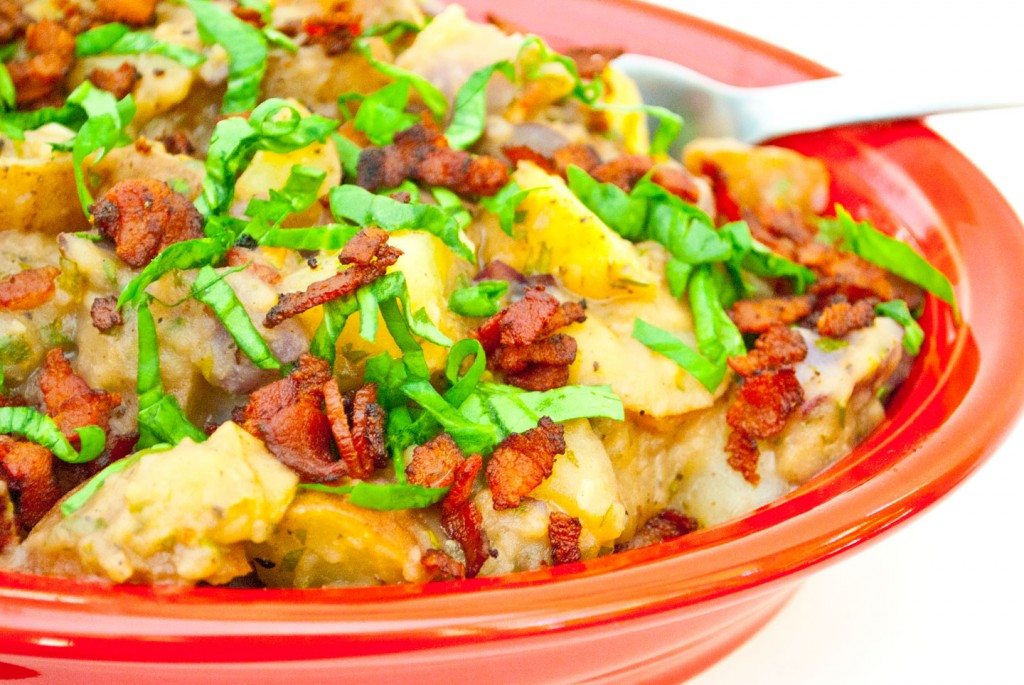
(0, 125), (88, 234)
(249, 491), (430, 588)
(16, 423), (298, 585)
(529, 420), (627, 552)
(683, 138), (829, 216)
(479, 162), (659, 300)
(598, 65), (650, 155)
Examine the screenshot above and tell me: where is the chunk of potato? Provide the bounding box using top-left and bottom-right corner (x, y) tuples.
(529, 419), (627, 552)
(15, 423), (298, 585)
(0, 125), (88, 234)
(248, 491), (432, 587)
(597, 65), (650, 155)
(476, 162), (659, 300)
(683, 138), (829, 215)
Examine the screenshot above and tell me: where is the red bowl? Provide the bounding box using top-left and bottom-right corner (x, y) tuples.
(3, 1), (1023, 682)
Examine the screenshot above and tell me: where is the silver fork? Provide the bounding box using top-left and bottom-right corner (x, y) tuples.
(614, 54), (1024, 150)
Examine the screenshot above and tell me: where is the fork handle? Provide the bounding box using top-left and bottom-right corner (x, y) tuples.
(737, 73), (1024, 142)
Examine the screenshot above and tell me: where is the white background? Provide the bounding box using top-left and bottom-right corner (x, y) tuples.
(641, 2), (1024, 684)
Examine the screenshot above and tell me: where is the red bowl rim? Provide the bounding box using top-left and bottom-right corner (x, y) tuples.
(1, 0), (1023, 663)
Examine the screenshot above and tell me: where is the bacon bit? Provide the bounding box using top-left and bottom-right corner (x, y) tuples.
(225, 247), (282, 286)
(302, 10), (362, 56)
(91, 179), (205, 269)
(39, 349), (121, 441)
(563, 45), (624, 79)
(491, 334), (577, 374)
(502, 145), (556, 174)
(548, 511), (582, 565)
(357, 123), (510, 198)
(726, 368), (804, 440)
(0, 1), (28, 44)
(6, 20), (76, 108)
(440, 453), (490, 578)
(816, 298), (878, 339)
(0, 266), (60, 311)
(96, 0), (157, 26)
(242, 355), (347, 482)
(617, 509), (698, 551)
(90, 295), (123, 332)
(728, 325), (807, 378)
(729, 294), (815, 335)
(487, 417), (565, 510)
(725, 430), (761, 486)
(323, 380), (387, 479)
(592, 155), (654, 191)
(651, 165), (702, 203)
(797, 241), (923, 309)
(477, 288), (586, 391)
(421, 548), (466, 581)
(231, 6), (265, 29)
(264, 229), (400, 328)
(87, 62), (140, 99)
(0, 437), (59, 531)
(160, 130), (197, 156)
(553, 144), (602, 176)
(406, 433), (465, 489)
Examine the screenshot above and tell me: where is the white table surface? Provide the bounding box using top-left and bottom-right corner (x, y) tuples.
(640, 2), (1024, 683)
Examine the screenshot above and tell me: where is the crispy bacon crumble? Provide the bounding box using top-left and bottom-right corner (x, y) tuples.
(0, 266), (60, 311)
(406, 434), (465, 489)
(421, 548), (466, 581)
(617, 509), (698, 551)
(548, 511), (582, 565)
(441, 454), (490, 578)
(487, 417), (566, 510)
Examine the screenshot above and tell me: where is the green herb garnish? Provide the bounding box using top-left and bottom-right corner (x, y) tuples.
(0, 406), (106, 464)
(448, 279), (508, 318)
(446, 60), (515, 150)
(191, 266), (281, 371)
(184, 0), (268, 114)
(875, 299), (925, 355)
(75, 22), (206, 67)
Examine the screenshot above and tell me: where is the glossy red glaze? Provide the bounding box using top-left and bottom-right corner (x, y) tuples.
(2, 1), (1023, 682)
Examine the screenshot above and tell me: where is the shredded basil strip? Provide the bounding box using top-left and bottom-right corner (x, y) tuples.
(49, 82), (136, 212)
(823, 205), (957, 311)
(192, 266), (281, 371)
(632, 319), (725, 392)
(135, 300), (207, 448)
(331, 132), (362, 181)
(185, 0), (267, 114)
(353, 39), (448, 119)
(328, 184), (474, 261)
(75, 22), (206, 68)
(402, 379), (501, 453)
(260, 224), (360, 251)
(482, 383), (624, 435)
(430, 187), (471, 231)
(197, 100), (338, 217)
(566, 165), (648, 238)
(0, 60), (14, 112)
(448, 279), (508, 318)
(718, 220), (815, 295)
(61, 444), (172, 516)
(118, 237), (227, 308)
(362, 20), (424, 43)
(348, 80), (419, 146)
(875, 299), (925, 355)
(479, 181), (536, 236)
(301, 481), (448, 510)
(246, 164), (326, 225)
(309, 298), (359, 366)
(0, 407), (106, 464)
(446, 60), (515, 150)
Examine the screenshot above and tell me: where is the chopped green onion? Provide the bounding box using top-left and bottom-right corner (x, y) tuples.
(354, 38), (448, 119)
(401, 379), (500, 453)
(348, 80), (419, 146)
(328, 184), (474, 261)
(192, 266), (281, 371)
(135, 300), (207, 448)
(301, 481), (447, 510)
(0, 406), (106, 464)
(448, 279), (508, 317)
(184, 0), (267, 113)
(875, 299), (925, 355)
(479, 180), (537, 236)
(632, 319), (725, 392)
(446, 60), (515, 150)
(75, 22), (206, 68)
(824, 205), (957, 311)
